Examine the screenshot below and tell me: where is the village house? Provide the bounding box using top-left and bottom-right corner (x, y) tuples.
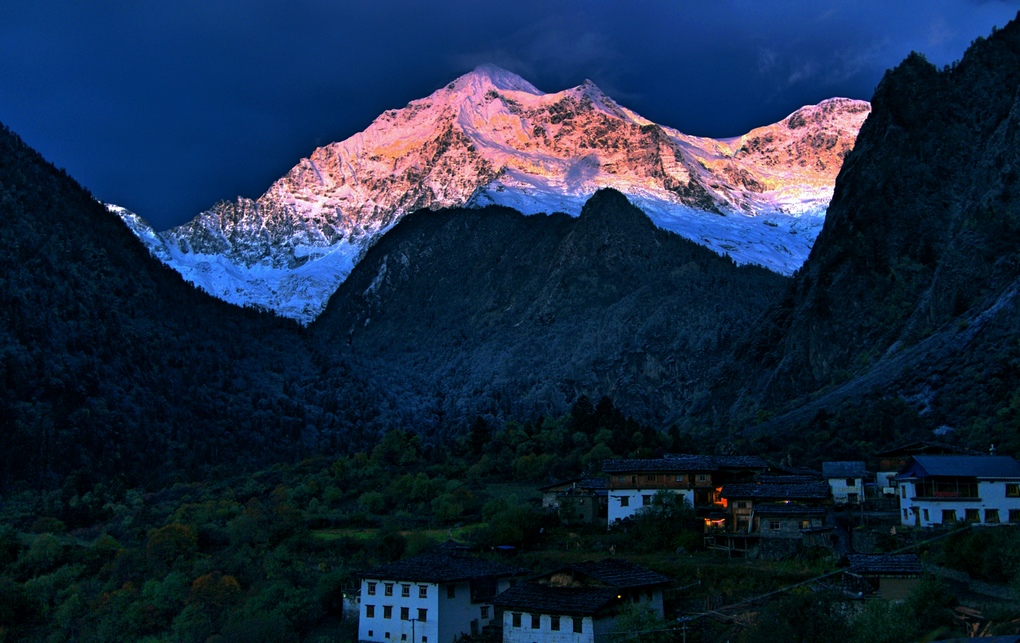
(491, 559), (671, 643)
(706, 476), (832, 557)
(841, 554), (923, 600)
(822, 461), (868, 505)
(537, 477), (608, 525)
(896, 455), (1020, 527)
(358, 552), (527, 643)
(874, 442), (975, 495)
(602, 454), (767, 525)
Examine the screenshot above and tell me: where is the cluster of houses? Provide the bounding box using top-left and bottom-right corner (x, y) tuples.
(354, 444), (1020, 643)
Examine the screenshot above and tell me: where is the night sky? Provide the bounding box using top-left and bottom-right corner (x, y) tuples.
(2, 1), (1017, 231)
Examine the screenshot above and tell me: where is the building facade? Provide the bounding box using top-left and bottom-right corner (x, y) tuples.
(896, 455), (1020, 528)
(358, 552), (526, 643)
(602, 455), (767, 525)
(492, 559), (671, 643)
(822, 461), (867, 505)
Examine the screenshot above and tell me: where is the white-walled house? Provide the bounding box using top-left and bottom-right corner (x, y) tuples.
(602, 455), (767, 524)
(897, 455), (1020, 528)
(491, 559), (671, 643)
(358, 552), (526, 643)
(822, 461), (867, 505)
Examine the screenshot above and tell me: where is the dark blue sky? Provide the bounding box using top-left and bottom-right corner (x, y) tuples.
(2, 1), (1016, 230)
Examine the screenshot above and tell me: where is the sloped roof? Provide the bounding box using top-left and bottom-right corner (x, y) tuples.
(753, 503), (826, 517)
(874, 441), (976, 458)
(898, 455), (1020, 479)
(602, 454), (767, 473)
(845, 554), (922, 576)
(566, 559), (672, 588)
(361, 553), (528, 583)
(822, 461), (867, 478)
(722, 481), (830, 500)
(491, 583), (619, 615)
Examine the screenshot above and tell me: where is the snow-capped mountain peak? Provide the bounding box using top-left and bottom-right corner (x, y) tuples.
(115, 65), (870, 323)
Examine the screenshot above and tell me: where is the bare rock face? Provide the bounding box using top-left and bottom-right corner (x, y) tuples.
(116, 65), (869, 323)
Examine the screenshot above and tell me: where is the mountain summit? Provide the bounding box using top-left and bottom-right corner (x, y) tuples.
(116, 65), (869, 322)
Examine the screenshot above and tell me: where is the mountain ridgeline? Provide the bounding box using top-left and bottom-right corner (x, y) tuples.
(4, 15), (1020, 488)
(718, 16), (1020, 453)
(313, 190), (787, 427)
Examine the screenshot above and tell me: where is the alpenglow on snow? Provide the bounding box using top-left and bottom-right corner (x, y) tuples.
(114, 64), (870, 323)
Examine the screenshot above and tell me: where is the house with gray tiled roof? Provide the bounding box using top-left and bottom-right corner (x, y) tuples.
(841, 554), (923, 600)
(538, 477), (608, 525)
(491, 559), (671, 643)
(602, 454), (767, 525)
(822, 461), (868, 505)
(896, 455), (1020, 528)
(358, 552), (528, 643)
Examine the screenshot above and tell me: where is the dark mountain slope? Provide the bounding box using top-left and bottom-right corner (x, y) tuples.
(313, 189), (789, 426)
(721, 15), (1020, 452)
(0, 124), (377, 487)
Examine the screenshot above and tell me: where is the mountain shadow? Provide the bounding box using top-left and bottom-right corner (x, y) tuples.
(312, 189), (789, 430)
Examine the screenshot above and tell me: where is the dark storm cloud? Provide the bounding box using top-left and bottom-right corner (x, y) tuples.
(0, 0), (1015, 230)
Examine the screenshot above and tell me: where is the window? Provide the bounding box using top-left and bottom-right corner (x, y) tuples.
(383, 605), (392, 619)
(480, 606), (488, 619)
(447, 585), (456, 599)
(401, 607), (409, 621)
(630, 475), (637, 484)
(645, 474), (656, 482)
(942, 509), (957, 523)
(368, 582), (377, 596)
(675, 475), (685, 483)
(697, 474), (707, 483)
(401, 636), (407, 641)
(736, 501), (748, 509)
(385, 633), (390, 640)
(402, 584), (410, 597)
(573, 617), (583, 633)
(1007, 484), (1020, 497)
(986, 509), (1000, 524)
(848, 493), (859, 504)
(769, 520), (780, 530)
(620, 496), (629, 507)
(923, 508), (929, 522)
(368, 632), (373, 638)
(385, 584), (394, 597)
(966, 509), (981, 523)
(551, 615), (560, 631)
(846, 478), (855, 487)
(1011, 510), (1020, 524)
(800, 520), (811, 529)
(418, 608), (427, 622)
(531, 614), (540, 629)
(642, 495), (652, 506)
(366, 605), (375, 618)
(901, 486), (907, 499)
(512, 613), (522, 628)
(419, 585), (428, 598)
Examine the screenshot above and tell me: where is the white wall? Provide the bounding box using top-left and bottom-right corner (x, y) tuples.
(359, 579), (439, 643)
(502, 611), (598, 643)
(608, 489), (692, 524)
(898, 480), (1020, 527)
(828, 477), (863, 504)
